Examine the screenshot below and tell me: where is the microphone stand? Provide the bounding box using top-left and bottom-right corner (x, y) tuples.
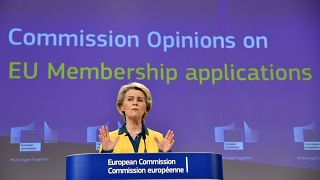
(142, 123), (147, 153)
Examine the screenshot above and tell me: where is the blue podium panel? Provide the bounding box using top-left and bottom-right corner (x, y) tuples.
(66, 153), (223, 180)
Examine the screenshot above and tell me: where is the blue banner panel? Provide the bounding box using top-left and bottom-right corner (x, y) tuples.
(66, 153), (223, 180)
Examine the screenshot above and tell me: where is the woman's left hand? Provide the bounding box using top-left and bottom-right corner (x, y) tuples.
(154, 130), (175, 153)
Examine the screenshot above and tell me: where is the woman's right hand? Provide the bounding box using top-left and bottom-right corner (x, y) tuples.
(99, 125), (120, 151)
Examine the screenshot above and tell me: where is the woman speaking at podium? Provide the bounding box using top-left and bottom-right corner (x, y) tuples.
(99, 82), (174, 153)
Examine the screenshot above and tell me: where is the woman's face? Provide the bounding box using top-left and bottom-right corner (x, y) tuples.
(120, 89), (147, 121)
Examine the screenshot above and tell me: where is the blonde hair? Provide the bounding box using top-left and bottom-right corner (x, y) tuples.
(116, 82), (152, 121)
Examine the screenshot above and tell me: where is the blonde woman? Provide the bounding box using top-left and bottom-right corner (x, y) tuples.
(99, 82), (174, 153)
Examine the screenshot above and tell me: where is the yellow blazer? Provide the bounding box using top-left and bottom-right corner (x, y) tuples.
(99, 128), (163, 153)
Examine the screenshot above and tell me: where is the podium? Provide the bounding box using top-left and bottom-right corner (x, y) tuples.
(66, 152), (223, 180)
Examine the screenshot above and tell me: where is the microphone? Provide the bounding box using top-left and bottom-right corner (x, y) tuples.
(142, 123), (147, 153)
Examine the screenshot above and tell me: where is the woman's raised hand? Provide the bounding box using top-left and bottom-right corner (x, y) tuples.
(99, 125), (119, 151)
(154, 130), (175, 153)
